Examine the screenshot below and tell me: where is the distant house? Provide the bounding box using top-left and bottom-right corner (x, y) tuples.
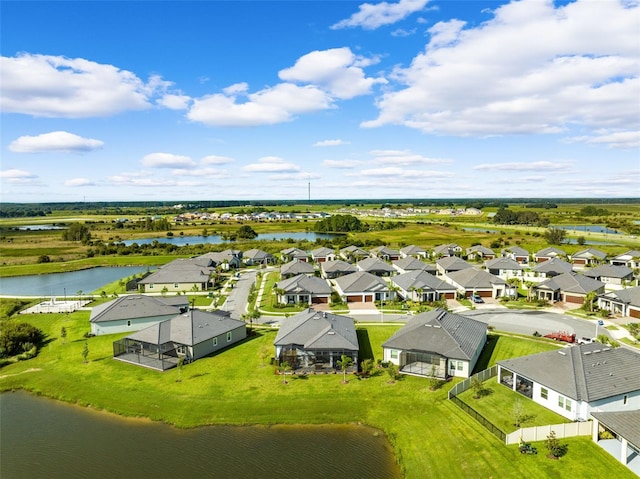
(531, 257), (574, 279)
(276, 274), (332, 306)
(484, 257), (524, 279)
(90, 294), (189, 336)
(597, 286), (640, 319)
(465, 245), (496, 261)
(199, 250), (242, 270)
(591, 410), (640, 475)
(432, 243), (462, 258)
(334, 271), (391, 303)
(533, 272), (605, 304)
(392, 257), (435, 275)
(571, 248), (607, 268)
(436, 256), (473, 276)
(582, 265), (635, 286)
(497, 343), (640, 421)
(113, 309), (247, 371)
(610, 250), (640, 269)
(138, 259), (214, 293)
(243, 248), (275, 266)
(339, 245), (370, 262)
(534, 247), (567, 262)
(356, 257), (396, 277)
(274, 309), (359, 373)
(445, 268), (510, 299)
(370, 246), (400, 261)
(310, 246), (337, 263)
(502, 246), (530, 264)
(319, 260), (356, 279)
(280, 259), (316, 279)
(400, 245), (428, 259)
(281, 247), (309, 263)
(391, 270), (457, 302)
(382, 309), (487, 379)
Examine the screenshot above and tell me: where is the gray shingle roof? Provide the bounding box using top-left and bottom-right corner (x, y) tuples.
(320, 260), (356, 274)
(138, 261), (212, 284)
(90, 294), (188, 323)
(274, 309), (359, 351)
(277, 274), (332, 294)
(382, 309), (487, 361)
(281, 260), (315, 276)
(572, 248), (607, 260)
(446, 268), (506, 289)
(485, 257), (523, 271)
(400, 245), (426, 256)
(311, 246), (335, 257)
(536, 272), (604, 294)
(504, 246), (529, 257)
(357, 257), (396, 274)
(391, 270), (456, 293)
(392, 257), (431, 272)
(466, 245), (495, 256)
(583, 264), (634, 280)
(591, 410), (640, 450)
(535, 247), (567, 258)
(243, 248), (273, 262)
(334, 271), (389, 293)
(598, 286), (640, 306)
(437, 256), (473, 271)
(498, 343), (640, 402)
(532, 257), (574, 275)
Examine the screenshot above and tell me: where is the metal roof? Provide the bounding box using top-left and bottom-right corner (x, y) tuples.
(274, 309), (359, 351)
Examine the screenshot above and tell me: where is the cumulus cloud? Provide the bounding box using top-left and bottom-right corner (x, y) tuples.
(65, 178), (94, 187)
(0, 54), (175, 118)
(322, 159), (364, 169)
(355, 166), (454, 178)
(331, 0), (430, 30)
(141, 153), (196, 169)
(157, 93), (191, 110)
(242, 156), (301, 173)
(473, 161), (574, 171)
(564, 130), (640, 149)
(362, 0), (640, 147)
(314, 139), (349, 147)
(9, 131), (104, 153)
(200, 155), (235, 165)
(279, 48), (386, 99)
(171, 168), (230, 179)
(370, 149), (452, 165)
(0, 168), (38, 183)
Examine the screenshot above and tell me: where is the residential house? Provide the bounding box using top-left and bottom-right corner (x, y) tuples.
(382, 309), (487, 378)
(502, 246), (530, 264)
(466, 245), (496, 261)
(280, 247), (309, 263)
(484, 257), (524, 280)
(533, 272), (605, 304)
(400, 245), (428, 259)
(370, 245), (401, 261)
(199, 250), (242, 270)
(436, 256), (473, 276)
(333, 271), (391, 303)
(319, 260), (356, 280)
(598, 286), (640, 319)
(310, 246), (337, 263)
(276, 274), (332, 306)
(90, 294), (189, 336)
(611, 250), (640, 269)
(534, 246), (567, 262)
(583, 264), (635, 286)
(138, 259), (214, 293)
(445, 268), (510, 299)
(113, 309), (247, 371)
(571, 248), (607, 268)
(391, 270), (457, 302)
(280, 259), (316, 279)
(243, 248), (275, 266)
(497, 343), (640, 421)
(531, 257), (574, 279)
(392, 257), (436, 275)
(339, 245), (369, 262)
(432, 243), (463, 258)
(356, 257), (396, 277)
(274, 309), (359, 372)
(590, 410), (640, 475)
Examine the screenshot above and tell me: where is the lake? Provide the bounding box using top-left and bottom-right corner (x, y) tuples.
(0, 391), (401, 479)
(121, 231), (338, 246)
(552, 225), (621, 235)
(0, 266), (148, 297)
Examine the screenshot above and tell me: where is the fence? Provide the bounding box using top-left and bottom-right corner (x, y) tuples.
(505, 421), (592, 445)
(448, 365), (498, 398)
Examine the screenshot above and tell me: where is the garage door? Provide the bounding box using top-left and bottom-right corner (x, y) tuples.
(478, 290), (492, 297)
(364, 295), (373, 302)
(630, 308), (640, 319)
(347, 295), (361, 303)
(443, 292), (455, 299)
(564, 294), (583, 304)
(312, 296), (328, 304)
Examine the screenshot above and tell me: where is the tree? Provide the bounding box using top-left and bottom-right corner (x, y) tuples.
(386, 363), (399, 383)
(258, 345), (271, 367)
(543, 227), (567, 245)
(62, 222), (92, 243)
(583, 291), (597, 312)
(60, 326), (67, 345)
(82, 341), (89, 363)
(471, 375), (485, 399)
(237, 225), (257, 239)
(0, 322), (46, 357)
(360, 358), (374, 378)
(545, 430), (568, 458)
(278, 361), (291, 384)
(513, 398), (525, 427)
(337, 354), (354, 384)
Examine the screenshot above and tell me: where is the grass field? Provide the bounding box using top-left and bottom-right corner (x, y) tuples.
(0, 310), (635, 479)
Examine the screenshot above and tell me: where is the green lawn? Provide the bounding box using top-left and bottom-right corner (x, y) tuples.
(0, 311), (634, 479)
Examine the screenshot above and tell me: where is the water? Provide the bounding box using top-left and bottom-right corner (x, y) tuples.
(462, 227), (500, 233)
(121, 231), (338, 246)
(551, 225), (621, 234)
(0, 266), (148, 296)
(0, 391), (401, 479)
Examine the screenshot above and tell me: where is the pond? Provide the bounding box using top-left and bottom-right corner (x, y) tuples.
(0, 266), (148, 297)
(0, 391), (401, 479)
(120, 231), (339, 246)
(551, 225), (621, 235)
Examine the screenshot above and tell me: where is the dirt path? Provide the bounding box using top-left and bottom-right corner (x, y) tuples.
(0, 367), (42, 380)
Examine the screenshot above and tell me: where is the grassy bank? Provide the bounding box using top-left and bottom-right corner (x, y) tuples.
(0, 310), (634, 479)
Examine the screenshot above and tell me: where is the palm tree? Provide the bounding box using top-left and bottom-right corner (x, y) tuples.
(278, 361), (291, 384)
(337, 355), (354, 384)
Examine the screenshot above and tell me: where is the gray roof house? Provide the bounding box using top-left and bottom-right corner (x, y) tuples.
(274, 309), (359, 373)
(276, 274), (332, 306)
(445, 268), (510, 298)
(310, 246), (337, 263)
(90, 294), (189, 336)
(281, 247), (309, 262)
(436, 256), (473, 275)
(339, 245), (369, 262)
(533, 272), (605, 304)
(534, 246), (567, 262)
(497, 343), (640, 421)
(432, 243), (463, 258)
(611, 250), (640, 269)
(591, 410), (640, 475)
(356, 257), (396, 277)
(583, 264), (635, 286)
(334, 271), (391, 303)
(531, 257), (574, 278)
(320, 259), (356, 279)
(137, 260), (214, 293)
(484, 257), (524, 279)
(280, 259), (316, 279)
(243, 248), (275, 266)
(571, 248), (607, 267)
(113, 309), (247, 371)
(465, 245), (496, 261)
(392, 257), (436, 275)
(502, 246), (530, 264)
(199, 251), (242, 270)
(598, 286), (640, 319)
(382, 309), (487, 379)
(370, 246), (400, 261)
(400, 245), (428, 259)
(391, 270), (457, 302)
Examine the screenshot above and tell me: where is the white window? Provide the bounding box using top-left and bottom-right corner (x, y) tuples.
(457, 361), (463, 371)
(226, 331), (232, 342)
(390, 350), (398, 359)
(212, 337), (217, 347)
(558, 396), (564, 409)
(541, 388), (548, 400)
(149, 283), (154, 289)
(565, 398), (572, 412)
(174, 283), (179, 288)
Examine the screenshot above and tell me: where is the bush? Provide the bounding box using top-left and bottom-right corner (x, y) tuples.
(0, 322), (45, 357)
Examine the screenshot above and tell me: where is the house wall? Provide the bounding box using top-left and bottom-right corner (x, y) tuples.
(191, 325), (247, 361)
(141, 281), (206, 293)
(447, 358), (471, 378)
(91, 314), (176, 336)
(589, 390), (640, 414)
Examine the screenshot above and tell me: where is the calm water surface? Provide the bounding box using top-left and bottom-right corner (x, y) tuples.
(0, 391), (401, 479)
(121, 231), (338, 246)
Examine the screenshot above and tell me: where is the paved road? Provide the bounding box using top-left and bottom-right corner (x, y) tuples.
(221, 270), (257, 320)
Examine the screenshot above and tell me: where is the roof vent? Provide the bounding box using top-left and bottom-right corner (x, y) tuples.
(584, 351), (591, 355)
(558, 351), (566, 356)
(328, 331), (336, 335)
(425, 324), (432, 327)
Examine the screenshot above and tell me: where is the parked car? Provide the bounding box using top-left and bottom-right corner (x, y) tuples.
(471, 294), (484, 304)
(543, 331), (576, 343)
(577, 337), (595, 345)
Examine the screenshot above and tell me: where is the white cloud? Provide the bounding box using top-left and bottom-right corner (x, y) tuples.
(171, 168), (230, 179)
(355, 166), (454, 178)
(200, 155), (235, 165)
(65, 178), (94, 187)
(331, 0), (430, 30)
(473, 161), (574, 171)
(564, 130), (640, 149)
(269, 172), (322, 181)
(157, 93), (191, 110)
(0, 168), (38, 183)
(242, 156), (301, 173)
(391, 28), (416, 37)
(370, 149), (452, 165)
(363, 0), (640, 146)
(314, 139), (349, 147)
(107, 174), (199, 187)
(0, 54), (170, 117)
(322, 159), (364, 169)
(141, 153), (196, 169)
(279, 48), (386, 99)
(9, 131), (104, 153)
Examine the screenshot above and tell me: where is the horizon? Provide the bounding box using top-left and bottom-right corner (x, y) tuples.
(1, 0), (639, 202)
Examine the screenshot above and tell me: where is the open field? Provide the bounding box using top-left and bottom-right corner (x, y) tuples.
(0, 308), (635, 479)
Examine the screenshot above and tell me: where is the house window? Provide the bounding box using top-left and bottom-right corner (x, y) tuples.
(176, 345), (186, 355)
(212, 337), (217, 347)
(558, 396), (564, 409)
(565, 398), (572, 412)
(226, 332), (232, 342)
(457, 361), (463, 371)
(174, 283), (179, 288)
(390, 350), (398, 359)
(540, 388), (548, 400)
(149, 283), (154, 289)
(127, 320), (131, 327)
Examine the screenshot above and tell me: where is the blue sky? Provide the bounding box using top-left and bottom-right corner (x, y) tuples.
(1, 0), (639, 203)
